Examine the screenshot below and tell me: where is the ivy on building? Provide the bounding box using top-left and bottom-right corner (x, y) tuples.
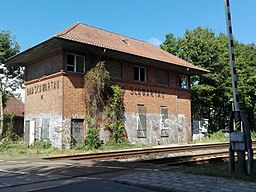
(83, 61), (126, 149)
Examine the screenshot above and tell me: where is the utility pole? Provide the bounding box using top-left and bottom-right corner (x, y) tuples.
(224, 0), (253, 175)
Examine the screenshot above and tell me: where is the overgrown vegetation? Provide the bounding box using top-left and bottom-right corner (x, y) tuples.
(83, 61), (126, 149)
(2, 113), (20, 142)
(105, 85), (126, 143)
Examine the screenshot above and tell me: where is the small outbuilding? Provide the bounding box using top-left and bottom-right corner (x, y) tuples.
(4, 97), (24, 136)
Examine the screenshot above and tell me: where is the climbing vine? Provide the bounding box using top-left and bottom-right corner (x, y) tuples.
(83, 61), (126, 148)
(105, 85), (126, 143)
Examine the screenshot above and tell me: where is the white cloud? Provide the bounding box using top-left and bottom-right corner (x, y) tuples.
(147, 37), (162, 47)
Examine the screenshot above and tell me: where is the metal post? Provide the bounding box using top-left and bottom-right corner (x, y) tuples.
(224, 0), (244, 174)
(224, 0), (240, 113)
(224, 0), (253, 175)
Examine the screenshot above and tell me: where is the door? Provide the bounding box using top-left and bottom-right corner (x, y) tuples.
(71, 119), (84, 146)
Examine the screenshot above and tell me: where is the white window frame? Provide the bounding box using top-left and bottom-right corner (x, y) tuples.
(134, 66), (147, 82)
(66, 53), (85, 73)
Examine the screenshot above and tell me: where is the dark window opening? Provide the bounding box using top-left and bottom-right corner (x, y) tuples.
(105, 60), (122, 79)
(66, 53), (85, 73)
(134, 66), (146, 82)
(157, 70), (169, 85)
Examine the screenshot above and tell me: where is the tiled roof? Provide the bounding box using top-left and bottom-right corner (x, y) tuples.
(55, 23), (207, 73)
(4, 97), (24, 117)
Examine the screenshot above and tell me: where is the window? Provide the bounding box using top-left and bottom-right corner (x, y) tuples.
(134, 66), (146, 82)
(157, 70), (169, 85)
(67, 53), (85, 73)
(178, 76), (188, 89)
(105, 60), (122, 79)
(137, 105), (147, 138)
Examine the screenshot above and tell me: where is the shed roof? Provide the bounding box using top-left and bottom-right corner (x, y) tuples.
(4, 97), (24, 117)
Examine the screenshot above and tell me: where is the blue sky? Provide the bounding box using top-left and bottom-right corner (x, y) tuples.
(1, 0), (255, 52)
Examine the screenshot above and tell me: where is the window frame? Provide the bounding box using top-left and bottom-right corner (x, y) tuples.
(66, 53), (86, 73)
(134, 66), (147, 82)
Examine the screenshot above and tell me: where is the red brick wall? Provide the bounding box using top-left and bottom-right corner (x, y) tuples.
(63, 73), (85, 118)
(25, 74), (63, 116)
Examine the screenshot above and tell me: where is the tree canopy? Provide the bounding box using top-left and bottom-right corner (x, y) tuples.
(161, 27), (256, 131)
(0, 30), (22, 105)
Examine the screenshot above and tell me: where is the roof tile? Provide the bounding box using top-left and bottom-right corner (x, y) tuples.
(55, 23), (207, 72)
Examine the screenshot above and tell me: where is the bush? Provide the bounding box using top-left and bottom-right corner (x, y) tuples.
(85, 127), (101, 149)
(30, 140), (52, 149)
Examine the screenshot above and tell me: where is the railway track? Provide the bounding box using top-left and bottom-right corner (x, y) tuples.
(44, 141), (256, 162)
(141, 150), (256, 166)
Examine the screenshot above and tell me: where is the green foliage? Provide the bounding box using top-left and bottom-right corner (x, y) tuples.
(105, 85), (126, 143)
(2, 113), (20, 142)
(0, 31), (23, 99)
(84, 62), (126, 148)
(30, 140), (52, 149)
(84, 61), (110, 120)
(251, 131), (256, 141)
(85, 126), (101, 149)
(161, 27), (256, 131)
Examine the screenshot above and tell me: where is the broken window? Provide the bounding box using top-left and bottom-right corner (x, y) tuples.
(178, 76), (188, 89)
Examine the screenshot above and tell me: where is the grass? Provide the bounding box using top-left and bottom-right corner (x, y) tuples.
(0, 140), (154, 159)
(168, 161), (256, 182)
(191, 130), (229, 143)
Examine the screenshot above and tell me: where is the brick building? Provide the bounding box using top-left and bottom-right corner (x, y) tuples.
(4, 97), (24, 136)
(6, 23), (207, 148)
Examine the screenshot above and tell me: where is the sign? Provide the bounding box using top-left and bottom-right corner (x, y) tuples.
(26, 80), (60, 96)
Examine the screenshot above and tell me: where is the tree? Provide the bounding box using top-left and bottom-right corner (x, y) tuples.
(161, 27), (256, 131)
(0, 30), (22, 139)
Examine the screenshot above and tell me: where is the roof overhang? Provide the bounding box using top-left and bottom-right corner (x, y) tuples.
(5, 38), (62, 66)
(6, 37), (209, 76)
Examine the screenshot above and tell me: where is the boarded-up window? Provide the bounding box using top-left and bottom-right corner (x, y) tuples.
(137, 105), (147, 138)
(71, 119), (84, 146)
(42, 118), (50, 140)
(160, 106), (169, 137)
(157, 70), (169, 85)
(105, 60), (122, 79)
(24, 120), (30, 144)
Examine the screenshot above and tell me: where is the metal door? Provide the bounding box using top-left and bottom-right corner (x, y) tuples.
(71, 119), (84, 145)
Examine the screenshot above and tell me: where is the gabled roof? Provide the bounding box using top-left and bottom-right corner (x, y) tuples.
(4, 97), (24, 117)
(55, 23), (207, 73)
(6, 22), (208, 74)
